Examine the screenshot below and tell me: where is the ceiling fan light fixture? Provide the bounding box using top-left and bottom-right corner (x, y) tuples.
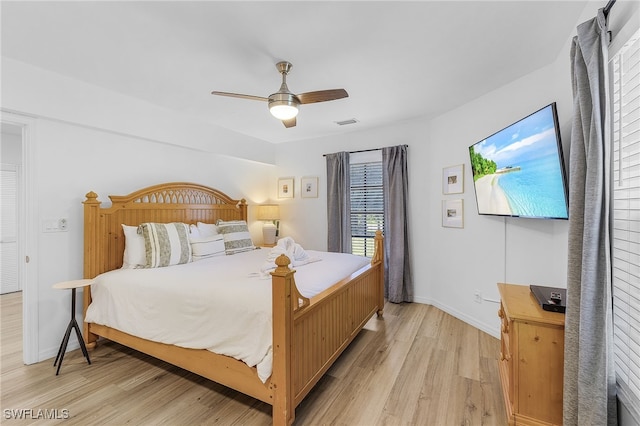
(269, 92), (299, 120)
(212, 61), (347, 128)
(270, 103), (299, 120)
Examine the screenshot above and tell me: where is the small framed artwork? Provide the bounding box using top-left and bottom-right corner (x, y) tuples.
(301, 176), (318, 198)
(442, 199), (464, 228)
(443, 164), (464, 194)
(278, 177), (294, 198)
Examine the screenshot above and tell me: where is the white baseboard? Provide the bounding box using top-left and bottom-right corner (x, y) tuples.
(39, 341), (80, 363)
(411, 296), (500, 340)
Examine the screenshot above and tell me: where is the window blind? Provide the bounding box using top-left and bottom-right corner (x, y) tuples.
(350, 160), (383, 258)
(610, 27), (640, 420)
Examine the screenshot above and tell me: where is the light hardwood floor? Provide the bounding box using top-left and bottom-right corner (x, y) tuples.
(1, 292), (506, 425)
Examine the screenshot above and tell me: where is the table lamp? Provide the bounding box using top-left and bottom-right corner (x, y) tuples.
(256, 204), (280, 245)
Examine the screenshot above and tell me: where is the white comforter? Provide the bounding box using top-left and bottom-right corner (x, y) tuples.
(85, 248), (371, 382)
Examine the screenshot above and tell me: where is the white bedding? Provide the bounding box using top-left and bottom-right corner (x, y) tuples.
(85, 248), (371, 382)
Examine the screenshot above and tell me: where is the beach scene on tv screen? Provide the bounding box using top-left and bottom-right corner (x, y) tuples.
(469, 106), (568, 218)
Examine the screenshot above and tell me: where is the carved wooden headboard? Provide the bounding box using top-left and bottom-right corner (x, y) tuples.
(83, 182), (247, 279)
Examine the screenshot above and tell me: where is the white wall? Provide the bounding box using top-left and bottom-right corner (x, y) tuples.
(271, 118), (427, 251)
(31, 119), (274, 359)
(425, 63), (571, 335)
(275, 39), (576, 340)
(274, 1), (640, 342)
(1, 58), (279, 361)
(2, 57), (276, 165)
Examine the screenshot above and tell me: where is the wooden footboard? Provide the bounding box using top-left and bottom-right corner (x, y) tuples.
(270, 231), (384, 424)
(82, 183), (384, 425)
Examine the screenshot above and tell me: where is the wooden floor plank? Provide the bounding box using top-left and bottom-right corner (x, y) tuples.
(457, 320), (481, 381)
(378, 335), (435, 424)
(1, 292), (507, 425)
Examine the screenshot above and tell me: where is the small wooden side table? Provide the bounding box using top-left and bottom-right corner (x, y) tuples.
(52, 279), (94, 375)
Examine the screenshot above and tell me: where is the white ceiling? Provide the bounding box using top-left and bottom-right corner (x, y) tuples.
(1, 1), (589, 144)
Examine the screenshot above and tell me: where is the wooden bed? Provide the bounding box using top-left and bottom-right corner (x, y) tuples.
(82, 182), (384, 425)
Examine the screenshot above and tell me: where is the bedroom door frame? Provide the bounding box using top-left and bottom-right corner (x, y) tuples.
(1, 111), (39, 365)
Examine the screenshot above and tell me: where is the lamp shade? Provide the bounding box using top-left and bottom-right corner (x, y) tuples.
(256, 204), (280, 221)
(257, 204), (280, 245)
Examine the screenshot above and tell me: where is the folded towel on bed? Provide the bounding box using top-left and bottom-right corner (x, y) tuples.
(260, 237), (321, 273)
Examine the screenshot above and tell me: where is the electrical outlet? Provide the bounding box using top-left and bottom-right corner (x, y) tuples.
(474, 290), (482, 304)
(42, 218), (69, 232)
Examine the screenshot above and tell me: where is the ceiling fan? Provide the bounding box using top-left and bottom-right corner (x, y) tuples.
(211, 61), (348, 128)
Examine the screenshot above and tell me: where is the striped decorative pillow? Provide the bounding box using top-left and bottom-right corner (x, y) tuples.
(140, 222), (192, 268)
(216, 220), (256, 255)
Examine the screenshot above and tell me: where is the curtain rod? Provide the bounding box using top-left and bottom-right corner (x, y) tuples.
(603, 0), (616, 18)
(322, 145), (408, 157)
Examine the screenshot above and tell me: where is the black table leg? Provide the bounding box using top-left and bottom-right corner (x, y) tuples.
(53, 321), (73, 372)
(73, 318), (91, 365)
(54, 288), (91, 375)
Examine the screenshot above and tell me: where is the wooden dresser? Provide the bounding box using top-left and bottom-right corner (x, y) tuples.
(497, 283), (566, 425)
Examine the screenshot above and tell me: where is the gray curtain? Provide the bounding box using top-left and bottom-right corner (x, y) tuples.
(326, 151), (351, 253)
(382, 145), (413, 303)
(564, 9), (617, 426)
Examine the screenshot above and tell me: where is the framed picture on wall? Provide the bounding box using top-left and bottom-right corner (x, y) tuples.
(443, 164), (464, 194)
(278, 177), (294, 198)
(442, 199), (464, 228)
(301, 176), (318, 198)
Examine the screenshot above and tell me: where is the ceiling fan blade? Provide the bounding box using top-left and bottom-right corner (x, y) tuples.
(282, 117), (296, 128)
(211, 91), (268, 102)
(297, 89), (348, 104)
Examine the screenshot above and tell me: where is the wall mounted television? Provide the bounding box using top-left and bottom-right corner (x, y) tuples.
(468, 103), (569, 219)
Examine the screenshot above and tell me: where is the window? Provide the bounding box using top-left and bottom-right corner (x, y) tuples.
(610, 25), (640, 420)
(350, 151), (383, 257)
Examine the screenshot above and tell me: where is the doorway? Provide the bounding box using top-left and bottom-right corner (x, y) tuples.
(1, 124), (22, 295)
(1, 114), (37, 365)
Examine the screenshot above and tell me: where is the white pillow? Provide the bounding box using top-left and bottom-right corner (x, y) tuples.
(216, 219), (256, 255)
(140, 222), (192, 268)
(197, 222), (219, 237)
(121, 224), (146, 269)
(190, 234), (226, 261)
(189, 223), (201, 239)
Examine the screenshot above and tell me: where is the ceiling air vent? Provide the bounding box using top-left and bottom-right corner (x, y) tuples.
(335, 118), (359, 126)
